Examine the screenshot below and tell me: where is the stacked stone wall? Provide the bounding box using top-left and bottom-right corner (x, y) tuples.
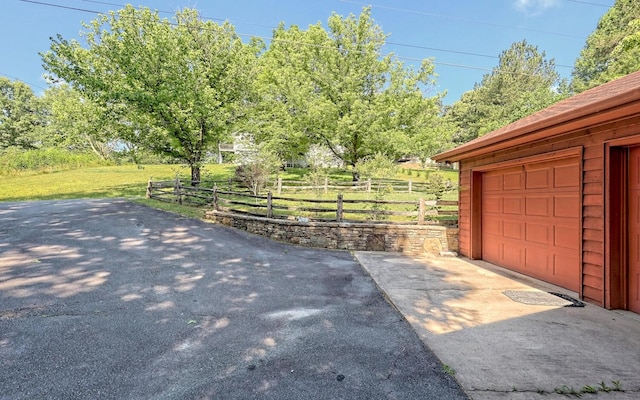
(205, 210), (458, 256)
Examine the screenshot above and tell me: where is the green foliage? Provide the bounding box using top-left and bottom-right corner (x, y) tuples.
(304, 169), (329, 198)
(446, 40), (566, 143)
(441, 364), (456, 376)
(41, 6), (259, 183)
(572, 0), (640, 93)
(425, 172), (452, 201)
(235, 144), (282, 195)
(0, 77), (46, 150)
(0, 163), (234, 202)
(0, 147), (110, 175)
(355, 153), (397, 180)
(255, 8), (443, 176)
(41, 84), (123, 160)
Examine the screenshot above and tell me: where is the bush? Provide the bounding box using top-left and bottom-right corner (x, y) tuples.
(0, 147), (111, 175)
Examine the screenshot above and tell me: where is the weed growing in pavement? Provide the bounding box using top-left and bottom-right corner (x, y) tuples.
(441, 364), (455, 376)
(553, 381), (624, 397)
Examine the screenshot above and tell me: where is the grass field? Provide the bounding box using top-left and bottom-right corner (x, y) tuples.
(0, 164), (235, 202)
(0, 164), (458, 214)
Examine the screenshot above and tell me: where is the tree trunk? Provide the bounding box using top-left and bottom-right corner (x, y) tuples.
(191, 165), (201, 186)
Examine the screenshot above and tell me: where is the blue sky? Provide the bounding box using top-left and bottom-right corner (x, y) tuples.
(1, 0), (614, 104)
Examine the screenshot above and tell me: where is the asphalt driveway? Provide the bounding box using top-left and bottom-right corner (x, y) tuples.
(0, 199), (467, 399)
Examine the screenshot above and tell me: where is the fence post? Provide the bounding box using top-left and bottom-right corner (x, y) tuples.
(336, 194), (343, 222)
(227, 178), (233, 192)
(367, 178), (372, 193)
(418, 198), (425, 225)
(324, 177), (329, 194)
(174, 178), (183, 205)
(277, 177), (282, 195)
(267, 191), (273, 218)
(146, 177), (153, 199)
(212, 185), (218, 210)
(408, 179), (412, 193)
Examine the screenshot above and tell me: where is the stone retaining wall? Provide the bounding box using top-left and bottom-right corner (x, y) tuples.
(205, 210), (458, 256)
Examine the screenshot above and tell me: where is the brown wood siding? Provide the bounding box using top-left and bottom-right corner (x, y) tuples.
(457, 114), (640, 307)
(458, 169), (471, 256)
(582, 141), (605, 305)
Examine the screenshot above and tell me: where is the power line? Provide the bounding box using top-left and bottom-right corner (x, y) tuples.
(19, 0), (102, 14)
(564, 0), (612, 7)
(0, 71), (48, 91)
(339, 0), (590, 39)
(17, 0), (575, 80)
(87, 0), (578, 70)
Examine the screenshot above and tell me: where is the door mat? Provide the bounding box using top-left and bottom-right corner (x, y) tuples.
(503, 290), (585, 307)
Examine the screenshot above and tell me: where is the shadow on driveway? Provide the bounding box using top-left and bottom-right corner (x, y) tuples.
(0, 199), (467, 400)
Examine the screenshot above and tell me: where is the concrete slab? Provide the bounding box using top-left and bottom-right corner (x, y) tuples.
(355, 251), (640, 399)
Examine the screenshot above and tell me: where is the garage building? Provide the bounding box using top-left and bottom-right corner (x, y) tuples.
(433, 70), (640, 313)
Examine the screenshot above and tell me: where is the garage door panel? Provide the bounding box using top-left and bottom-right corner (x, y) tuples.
(503, 171), (523, 190)
(525, 223), (550, 245)
(525, 196), (550, 217)
(553, 255), (580, 292)
(502, 243), (523, 267)
(482, 219), (501, 236)
(554, 195), (580, 218)
(526, 168), (551, 189)
(502, 197), (523, 214)
(483, 195), (503, 213)
(525, 248), (550, 271)
(554, 225), (579, 250)
(502, 220), (523, 240)
(554, 164), (580, 187)
(482, 239), (502, 264)
(483, 174), (502, 191)
(482, 157), (580, 291)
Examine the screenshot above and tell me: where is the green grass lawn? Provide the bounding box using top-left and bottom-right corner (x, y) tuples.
(0, 164), (235, 202)
(0, 163), (458, 223)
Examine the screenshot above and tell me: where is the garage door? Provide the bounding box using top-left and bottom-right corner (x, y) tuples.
(481, 157), (580, 291)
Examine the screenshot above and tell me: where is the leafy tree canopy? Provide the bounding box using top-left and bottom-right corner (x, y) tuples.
(0, 77), (45, 150)
(571, 0), (640, 93)
(41, 6), (259, 182)
(254, 8), (444, 179)
(446, 40), (566, 143)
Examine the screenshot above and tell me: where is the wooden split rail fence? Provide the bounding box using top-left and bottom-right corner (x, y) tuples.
(146, 178), (457, 224)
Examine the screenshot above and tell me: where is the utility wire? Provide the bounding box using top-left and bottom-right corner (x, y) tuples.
(17, 0), (574, 80)
(339, 0), (591, 39)
(0, 71), (48, 91)
(565, 0), (612, 7)
(79, 0), (576, 69)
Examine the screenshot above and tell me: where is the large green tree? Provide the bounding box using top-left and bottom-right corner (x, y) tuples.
(0, 77), (45, 150)
(255, 8), (443, 179)
(572, 0), (640, 93)
(446, 40), (565, 143)
(41, 6), (258, 183)
(42, 84), (124, 159)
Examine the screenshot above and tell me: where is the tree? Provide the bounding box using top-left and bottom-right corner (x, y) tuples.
(446, 40), (565, 143)
(0, 77), (45, 150)
(234, 143), (282, 195)
(41, 6), (259, 183)
(256, 8), (443, 180)
(41, 84), (121, 159)
(571, 0), (640, 93)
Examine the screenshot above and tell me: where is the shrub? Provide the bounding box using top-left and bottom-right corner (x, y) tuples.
(0, 147), (111, 175)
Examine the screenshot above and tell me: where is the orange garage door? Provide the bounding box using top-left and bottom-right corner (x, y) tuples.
(481, 157), (581, 291)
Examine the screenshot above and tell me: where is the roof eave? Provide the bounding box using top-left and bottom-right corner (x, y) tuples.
(433, 86), (640, 163)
